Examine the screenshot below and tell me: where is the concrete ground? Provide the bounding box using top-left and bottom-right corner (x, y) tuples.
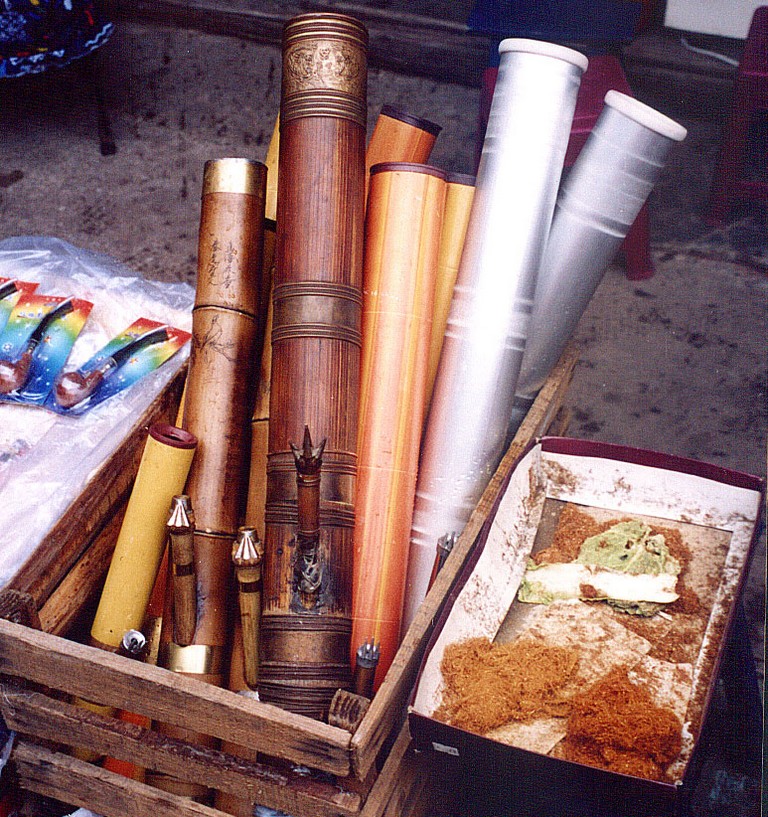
(0, 16), (764, 815)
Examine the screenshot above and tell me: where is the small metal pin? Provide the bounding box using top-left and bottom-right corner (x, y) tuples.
(428, 531), (457, 591)
(352, 639), (381, 699)
(120, 629), (147, 658)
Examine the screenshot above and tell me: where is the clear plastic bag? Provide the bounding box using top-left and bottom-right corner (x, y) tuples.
(0, 236), (194, 588)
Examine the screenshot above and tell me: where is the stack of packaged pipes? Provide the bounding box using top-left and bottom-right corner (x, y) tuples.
(82, 10), (687, 811)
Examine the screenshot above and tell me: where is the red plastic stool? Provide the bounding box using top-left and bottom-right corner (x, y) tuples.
(707, 6), (768, 224)
(478, 54), (655, 279)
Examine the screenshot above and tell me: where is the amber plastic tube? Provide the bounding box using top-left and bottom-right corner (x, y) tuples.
(365, 104), (441, 200)
(424, 172), (475, 413)
(260, 13), (367, 720)
(352, 162), (446, 690)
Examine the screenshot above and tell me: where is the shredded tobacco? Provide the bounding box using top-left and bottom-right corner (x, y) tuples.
(561, 668), (683, 780)
(533, 504), (608, 564)
(433, 636), (579, 734)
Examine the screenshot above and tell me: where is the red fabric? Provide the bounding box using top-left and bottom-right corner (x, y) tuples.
(707, 6), (768, 223)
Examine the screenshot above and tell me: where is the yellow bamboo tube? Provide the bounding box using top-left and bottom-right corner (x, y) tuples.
(244, 283), (274, 533)
(424, 172), (475, 414)
(89, 424), (197, 650)
(245, 112), (279, 532)
(351, 162), (446, 690)
(264, 113), (280, 225)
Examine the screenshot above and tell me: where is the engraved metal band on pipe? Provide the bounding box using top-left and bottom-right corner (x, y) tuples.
(271, 282), (362, 346)
(281, 95), (367, 126)
(260, 614), (351, 663)
(159, 643), (226, 675)
(282, 16), (367, 127)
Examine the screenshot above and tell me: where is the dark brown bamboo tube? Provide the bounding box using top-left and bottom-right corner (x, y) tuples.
(260, 13), (367, 721)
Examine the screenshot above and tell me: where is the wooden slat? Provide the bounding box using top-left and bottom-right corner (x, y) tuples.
(13, 741), (228, 817)
(350, 346), (577, 779)
(38, 497), (126, 636)
(2, 689), (360, 817)
(6, 365), (186, 606)
(103, 0), (492, 87)
(0, 589), (41, 630)
(358, 722), (411, 817)
(0, 619), (351, 776)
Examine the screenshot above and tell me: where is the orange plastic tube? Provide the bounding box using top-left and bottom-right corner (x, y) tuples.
(352, 162), (446, 690)
(365, 105), (441, 200)
(424, 171), (475, 414)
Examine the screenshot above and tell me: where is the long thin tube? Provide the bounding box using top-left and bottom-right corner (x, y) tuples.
(261, 13), (367, 720)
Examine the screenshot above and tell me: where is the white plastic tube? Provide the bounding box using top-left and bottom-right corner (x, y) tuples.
(508, 91), (687, 432)
(402, 39), (588, 634)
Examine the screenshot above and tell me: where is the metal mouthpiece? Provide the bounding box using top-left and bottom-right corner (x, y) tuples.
(355, 639), (381, 670)
(233, 526), (264, 567)
(167, 494), (194, 530)
(121, 629), (147, 656)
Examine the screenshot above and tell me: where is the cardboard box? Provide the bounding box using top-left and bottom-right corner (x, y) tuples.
(409, 437), (764, 817)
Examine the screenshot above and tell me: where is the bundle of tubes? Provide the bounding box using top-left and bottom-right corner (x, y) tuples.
(83, 14), (688, 804)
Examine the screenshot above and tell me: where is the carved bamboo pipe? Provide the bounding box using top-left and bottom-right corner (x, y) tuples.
(260, 13), (367, 721)
(232, 527), (264, 690)
(149, 158), (267, 802)
(167, 495), (196, 647)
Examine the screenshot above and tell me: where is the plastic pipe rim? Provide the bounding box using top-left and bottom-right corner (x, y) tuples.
(498, 38), (589, 73)
(603, 91), (688, 141)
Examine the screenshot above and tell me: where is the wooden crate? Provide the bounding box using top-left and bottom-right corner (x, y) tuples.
(0, 349), (577, 817)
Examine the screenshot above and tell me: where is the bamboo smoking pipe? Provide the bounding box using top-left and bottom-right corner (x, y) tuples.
(167, 494), (197, 647)
(232, 527), (264, 690)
